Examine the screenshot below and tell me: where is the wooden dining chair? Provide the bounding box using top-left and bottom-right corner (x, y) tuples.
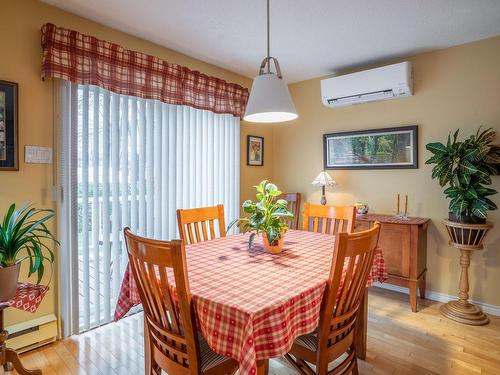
(123, 228), (238, 375)
(177, 205), (226, 245)
(278, 192), (301, 229)
(303, 203), (356, 234)
(284, 223), (381, 375)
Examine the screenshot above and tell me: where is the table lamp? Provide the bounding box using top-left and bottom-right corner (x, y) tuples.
(311, 170), (336, 205)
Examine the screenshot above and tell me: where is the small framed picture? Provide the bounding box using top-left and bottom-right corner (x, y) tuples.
(324, 125), (418, 170)
(247, 135), (264, 166)
(0, 80), (19, 171)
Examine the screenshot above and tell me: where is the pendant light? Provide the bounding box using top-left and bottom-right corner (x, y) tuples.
(244, 0), (298, 123)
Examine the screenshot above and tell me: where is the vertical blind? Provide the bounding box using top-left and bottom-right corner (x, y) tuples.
(59, 81), (240, 334)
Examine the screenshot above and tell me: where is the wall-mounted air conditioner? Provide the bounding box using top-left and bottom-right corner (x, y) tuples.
(321, 62), (413, 107)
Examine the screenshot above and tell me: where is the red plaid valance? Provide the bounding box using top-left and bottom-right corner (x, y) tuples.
(41, 23), (249, 118)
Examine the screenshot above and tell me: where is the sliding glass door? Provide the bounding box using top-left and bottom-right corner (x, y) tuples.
(59, 81), (240, 334)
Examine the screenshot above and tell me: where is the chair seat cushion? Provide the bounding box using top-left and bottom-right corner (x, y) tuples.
(295, 331), (318, 352)
(199, 333), (233, 372)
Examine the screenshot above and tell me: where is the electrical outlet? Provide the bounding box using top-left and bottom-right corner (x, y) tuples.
(25, 145), (53, 164)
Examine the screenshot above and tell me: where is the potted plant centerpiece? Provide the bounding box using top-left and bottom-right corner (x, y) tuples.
(426, 127), (499, 325)
(230, 180), (294, 254)
(0, 203), (57, 302)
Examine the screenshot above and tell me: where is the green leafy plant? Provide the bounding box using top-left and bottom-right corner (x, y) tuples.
(228, 180), (294, 248)
(0, 203), (58, 283)
(426, 128), (499, 220)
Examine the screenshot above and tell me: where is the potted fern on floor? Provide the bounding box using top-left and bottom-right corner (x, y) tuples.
(0, 203), (57, 302)
(426, 127), (499, 325)
(229, 180), (294, 254)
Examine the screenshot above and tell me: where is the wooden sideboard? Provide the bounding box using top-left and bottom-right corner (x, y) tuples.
(354, 213), (430, 312)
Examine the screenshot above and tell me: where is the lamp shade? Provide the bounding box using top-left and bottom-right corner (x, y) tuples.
(311, 171), (336, 186)
(243, 73), (298, 123)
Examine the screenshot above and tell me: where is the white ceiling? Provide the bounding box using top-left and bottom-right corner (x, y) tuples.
(43, 0), (500, 83)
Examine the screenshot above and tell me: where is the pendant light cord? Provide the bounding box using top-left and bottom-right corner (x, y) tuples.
(267, 0), (270, 73)
(258, 0), (282, 78)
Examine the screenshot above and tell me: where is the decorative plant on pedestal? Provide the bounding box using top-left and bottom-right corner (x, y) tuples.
(0, 203), (57, 302)
(426, 127), (499, 325)
(229, 180), (294, 254)
(426, 127), (498, 222)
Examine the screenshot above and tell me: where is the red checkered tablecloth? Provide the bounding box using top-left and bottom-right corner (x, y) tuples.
(0, 283), (49, 313)
(114, 229), (387, 375)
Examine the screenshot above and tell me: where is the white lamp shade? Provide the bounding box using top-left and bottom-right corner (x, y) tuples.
(244, 73), (298, 123)
(312, 171), (336, 186)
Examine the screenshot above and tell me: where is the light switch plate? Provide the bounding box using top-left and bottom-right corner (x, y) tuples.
(25, 145), (53, 164)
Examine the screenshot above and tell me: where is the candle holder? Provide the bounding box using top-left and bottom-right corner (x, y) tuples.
(395, 194), (410, 220)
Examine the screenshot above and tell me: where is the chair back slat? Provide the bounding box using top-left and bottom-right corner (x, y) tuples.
(193, 222), (202, 243)
(302, 203), (356, 234)
(147, 262), (170, 328)
(186, 224), (195, 244)
(124, 228), (200, 373)
(278, 193), (301, 230)
(177, 205), (226, 245)
(336, 259), (355, 314)
(201, 221), (208, 241)
(209, 220), (216, 239)
(316, 223), (380, 365)
(158, 267), (180, 334)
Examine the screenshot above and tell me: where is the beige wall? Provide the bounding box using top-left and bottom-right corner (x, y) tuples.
(0, 0), (272, 327)
(273, 36), (500, 306)
(2, 0), (498, 335)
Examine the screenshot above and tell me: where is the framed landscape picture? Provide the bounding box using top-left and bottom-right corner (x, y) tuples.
(247, 135), (264, 166)
(324, 125), (418, 170)
(0, 80), (18, 171)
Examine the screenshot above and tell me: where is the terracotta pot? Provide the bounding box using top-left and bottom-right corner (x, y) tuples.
(0, 263), (20, 302)
(262, 232), (284, 254)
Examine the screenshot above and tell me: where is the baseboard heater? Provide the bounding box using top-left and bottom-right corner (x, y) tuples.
(6, 314), (58, 353)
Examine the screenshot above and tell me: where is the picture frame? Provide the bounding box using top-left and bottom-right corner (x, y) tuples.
(0, 80), (19, 171)
(247, 135), (264, 166)
(323, 125), (418, 170)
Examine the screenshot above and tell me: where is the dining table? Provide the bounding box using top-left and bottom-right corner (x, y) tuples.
(115, 229), (387, 375)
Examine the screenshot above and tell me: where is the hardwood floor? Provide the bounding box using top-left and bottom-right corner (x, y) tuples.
(4, 288), (500, 375)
